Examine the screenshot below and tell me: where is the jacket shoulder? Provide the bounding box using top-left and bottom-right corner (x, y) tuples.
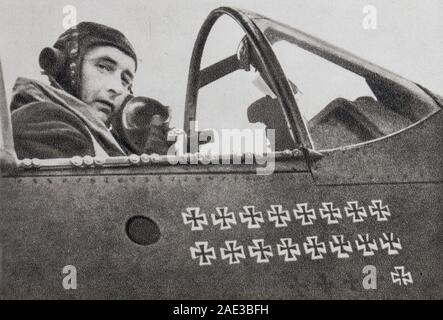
(12, 101), (96, 159)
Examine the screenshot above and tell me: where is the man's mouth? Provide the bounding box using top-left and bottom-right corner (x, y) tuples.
(95, 100), (114, 115)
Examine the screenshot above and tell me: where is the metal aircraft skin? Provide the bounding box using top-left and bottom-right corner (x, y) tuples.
(0, 7), (442, 299)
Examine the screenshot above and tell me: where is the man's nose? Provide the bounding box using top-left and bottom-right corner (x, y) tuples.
(106, 73), (125, 99)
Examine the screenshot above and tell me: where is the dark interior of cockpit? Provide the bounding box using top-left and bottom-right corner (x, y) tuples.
(247, 78), (438, 151)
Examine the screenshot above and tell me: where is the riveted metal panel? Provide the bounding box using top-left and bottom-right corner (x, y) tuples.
(1, 170), (441, 299)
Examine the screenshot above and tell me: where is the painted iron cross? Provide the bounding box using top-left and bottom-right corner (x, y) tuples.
(190, 241), (216, 266)
(277, 238), (301, 262)
(319, 202), (342, 224)
(345, 201), (367, 223)
(220, 240), (246, 264)
(329, 234), (353, 258)
(379, 232), (402, 255)
(355, 233), (378, 256)
(248, 239), (273, 263)
(303, 236), (327, 260)
(212, 207), (237, 230)
(391, 266), (413, 286)
(182, 207), (208, 231)
(240, 206), (265, 229)
(369, 200), (391, 222)
(267, 205), (291, 227)
(293, 203), (317, 226)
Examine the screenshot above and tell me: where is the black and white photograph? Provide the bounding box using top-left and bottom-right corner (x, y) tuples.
(0, 0), (442, 305)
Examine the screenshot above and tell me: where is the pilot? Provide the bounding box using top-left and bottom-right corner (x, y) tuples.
(10, 22), (171, 159)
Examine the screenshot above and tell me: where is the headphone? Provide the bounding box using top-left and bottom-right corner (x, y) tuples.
(38, 27), (81, 95)
(39, 47), (66, 78)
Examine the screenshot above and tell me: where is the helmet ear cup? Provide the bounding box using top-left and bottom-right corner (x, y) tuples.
(39, 47), (66, 76)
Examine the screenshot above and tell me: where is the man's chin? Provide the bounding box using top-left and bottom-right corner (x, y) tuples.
(101, 113), (113, 127)
(91, 109), (111, 126)
(88, 102), (113, 124)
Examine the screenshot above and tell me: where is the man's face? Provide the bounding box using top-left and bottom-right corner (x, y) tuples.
(80, 45), (136, 124)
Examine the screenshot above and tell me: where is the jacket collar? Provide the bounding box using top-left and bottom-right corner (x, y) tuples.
(10, 77), (125, 155)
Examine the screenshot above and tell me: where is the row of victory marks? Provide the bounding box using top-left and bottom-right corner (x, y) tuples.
(182, 200), (391, 231)
(190, 232), (402, 266)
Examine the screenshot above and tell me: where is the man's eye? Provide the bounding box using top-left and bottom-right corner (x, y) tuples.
(122, 76), (131, 87)
(97, 63), (112, 71)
